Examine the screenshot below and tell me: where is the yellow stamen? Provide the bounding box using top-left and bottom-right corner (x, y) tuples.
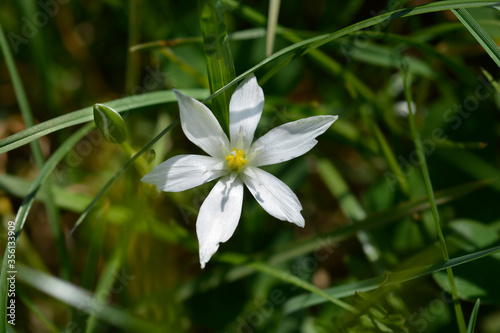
(225, 149), (248, 173)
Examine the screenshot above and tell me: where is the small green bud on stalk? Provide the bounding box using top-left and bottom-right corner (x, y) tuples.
(93, 103), (128, 144)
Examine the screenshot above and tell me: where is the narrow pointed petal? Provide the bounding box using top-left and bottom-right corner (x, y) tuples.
(197, 176), (244, 268)
(174, 89), (230, 158)
(241, 166), (304, 227)
(248, 115), (338, 167)
(229, 75), (264, 151)
(141, 154), (227, 192)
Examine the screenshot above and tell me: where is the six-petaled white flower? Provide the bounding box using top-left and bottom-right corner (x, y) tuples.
(142, 75), (338, 268)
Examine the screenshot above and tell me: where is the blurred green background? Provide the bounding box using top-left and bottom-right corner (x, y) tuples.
(1, 0), (500, 332)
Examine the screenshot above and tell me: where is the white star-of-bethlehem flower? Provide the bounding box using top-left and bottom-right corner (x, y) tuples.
(142, 75), (338, 268)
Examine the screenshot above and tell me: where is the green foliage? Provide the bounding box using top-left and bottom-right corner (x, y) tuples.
(1, 1), (500, 332)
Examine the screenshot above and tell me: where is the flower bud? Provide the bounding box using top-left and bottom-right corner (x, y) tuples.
(93, 103), (127, 144)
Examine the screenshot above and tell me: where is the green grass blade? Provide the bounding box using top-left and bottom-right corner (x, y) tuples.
(317, 158), (384, 272)
(84, 249), (124, 333)
(480, 67), (500, 93)
(266, 0), (281, 56)
(199, 0), (236, 131)
(70, 119), (179, 233)
(467, 299), (481, 333)
(361, 106), (410, 196)
(403, 71), (466, 333)
(0, 89), (208, 154)
(178, 178), (492, 301)
(284, 245), (500, 315)
(0, 174), (92, 213)
(17, 288), (59, 333)
(452, 8), (500, 68)
(17, 265), (162, 333)
(0, 123), (94, 332)
(211, 0), (500, 102)
(218, 253), (357, 313)
(125, 0), (141, 91)
(0, 4), (69, 281)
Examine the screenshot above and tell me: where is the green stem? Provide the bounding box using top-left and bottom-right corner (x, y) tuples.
(403, 72), (466, 333)
(120, 141), (150, 176)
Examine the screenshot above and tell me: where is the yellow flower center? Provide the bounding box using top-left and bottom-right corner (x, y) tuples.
(225, 149), (248, 173)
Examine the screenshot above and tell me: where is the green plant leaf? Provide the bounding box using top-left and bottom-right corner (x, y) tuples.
(452, 8), (500, 68)
(0, 124), (94, 332)
(467, 299), (481, 333)
(199, 0), (236, 131)
(283, 245), (500, 315)
(0, 89), (208, 154)
(17, 265), (162, 333)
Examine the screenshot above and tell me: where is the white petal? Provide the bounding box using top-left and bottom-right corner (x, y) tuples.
(229, 75), (264, 151)
(141, 154), (227, 192)
(174, 89), (230, 158)
(197, 176), (244, 268)
(248, 115), (338, 167)
(241, 166), (304, 227)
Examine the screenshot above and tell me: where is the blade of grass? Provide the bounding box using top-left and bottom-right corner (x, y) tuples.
(84, 249), (124, 333)
(0, 89), (208, 154)
(361, 105), (411, 196)
(317, 158), (385, 273)
(403, 70), (466, 333)
(17, 288), (59, 333)
(70, 119), (179, 233)
(467, 299), (481, 333)
(211, 0), (500, 103)
(0, 123), (94, 332)
(218, 253), (357, 313)
(125, 0), (142, 91)
(0, 15), (70, 281)
(177, 178), (493, 301)
(451, 7), (500, 68)
(480, 67), (500, 93)
(0, 174), (92, 213)
(3, 1), (498, 154)
(199, 0), (236, 132)
(284, 245), (500, 315)
(266, 0), (281, 57)
(17, 264), (162, 333)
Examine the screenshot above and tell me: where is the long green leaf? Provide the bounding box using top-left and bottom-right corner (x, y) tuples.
(0, 124), (94, 331)
(404, 70), (466, 332)
(0, 174), (92, 213)
(284, 245), (500, 315)
(200, 0), (236, 131)
(177, 179), (493, 301)
(467, 299), (481, 333)
(452, 7), (500, 68)
(0, 89), (208, 154)
(17, 265), (162, 332)
(0, 4), (68, 281)
(211, 0), (500, 102)
(266, 0), (281, 56)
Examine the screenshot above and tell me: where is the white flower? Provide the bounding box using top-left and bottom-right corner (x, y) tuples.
(142, 75), (338, 268)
